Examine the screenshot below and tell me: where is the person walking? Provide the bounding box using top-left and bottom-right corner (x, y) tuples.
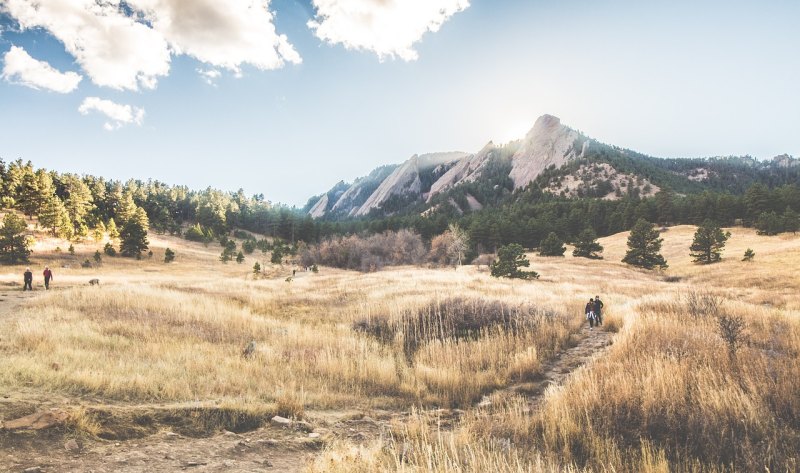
(23, 267), (33, 291)
(594, 295), (604, 326)
(585, 298), (595, 330)
(43, 266), (53, 290)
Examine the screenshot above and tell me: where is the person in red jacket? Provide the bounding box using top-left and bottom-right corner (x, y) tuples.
(43, 266), (53, 290)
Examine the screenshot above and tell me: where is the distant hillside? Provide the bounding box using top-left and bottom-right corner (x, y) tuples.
(307, 114), (799, 220)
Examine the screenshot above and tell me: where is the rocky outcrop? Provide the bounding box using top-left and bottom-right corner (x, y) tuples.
(426, 142), (499, 201)
(308, 194), (329, 219)
(509, 114), (585, 188)
(353, 152), (466, 216)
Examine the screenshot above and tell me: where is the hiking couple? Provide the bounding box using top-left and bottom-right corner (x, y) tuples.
(584, 295), (604, 330)
(23, 266), (53, 290)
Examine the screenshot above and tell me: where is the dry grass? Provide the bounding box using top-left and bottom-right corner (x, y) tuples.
(1, 225), (799, 470)
(311, 226), (800, 472)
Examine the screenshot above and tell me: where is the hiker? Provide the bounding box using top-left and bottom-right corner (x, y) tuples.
(585, 298), (596, 329)
(43, 266), (53, 290)
(594, 295), (604, 326)
(23, 267), (33, 291)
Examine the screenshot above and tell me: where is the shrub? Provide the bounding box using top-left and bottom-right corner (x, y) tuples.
(300, 230), (426, 272)
(164, 248), (175, 263)
(538, 232), (566, 257)
(103, 242), (116, 257)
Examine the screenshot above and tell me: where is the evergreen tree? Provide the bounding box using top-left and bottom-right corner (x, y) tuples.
(755, 211), (783, 235)
(0, 213), (32, 263)
(62, 174), (94, 231)
(164, 248), (175, 263)
(782, 207), (799, 234)
(271, 246), (283, 264)
(93, 250), (102, 264)
(92, 221), (106, 242)
(490, 243), (539, 279)
(219, 239), (236, 263)
(742, 248), (755, 261)
(68, 244), (75, 255)
(104, 242), (117, 257)
(572, 228), (604, 259)
(539, 232), (566, 256)
(119, 207), (149, 258)
(38, 195), (73, 239)
(690, 220), (731, 264)
(106, 218), (119, 240)
(253, 261), (261, 274)
(236, 251), (245, 263)
(622, 219), (668, 269)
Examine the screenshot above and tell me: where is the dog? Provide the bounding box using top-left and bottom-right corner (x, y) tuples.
(89, 278), (100, 286)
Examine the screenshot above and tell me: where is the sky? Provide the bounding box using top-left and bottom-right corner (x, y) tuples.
(1, 0), (799, 206)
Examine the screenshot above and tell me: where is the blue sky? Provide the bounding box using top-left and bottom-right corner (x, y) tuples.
(1, 0), (799, 206)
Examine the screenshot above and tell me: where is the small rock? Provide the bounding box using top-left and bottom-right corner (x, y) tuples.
(270, 415), (292, 426)
(23, 467), (42, 473)
(65, 438), (80, 452)
(265, 439), (279, 446)
(165, 431), (180, 438)
(308, 432), (320, 439)
(223, 430), (238, 437)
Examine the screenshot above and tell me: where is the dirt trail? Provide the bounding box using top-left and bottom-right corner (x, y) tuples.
(485, 324), (614, 410)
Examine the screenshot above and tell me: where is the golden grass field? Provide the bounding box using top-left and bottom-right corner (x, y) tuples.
(1, 222), (798, 471)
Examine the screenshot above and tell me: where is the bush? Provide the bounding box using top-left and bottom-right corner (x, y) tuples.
(81, 259), (92, 268)
(300, 230), (426, 272)
(164, 248), (175, 263)
(354, 298), (552, 361)
(103, 242), (117, 257)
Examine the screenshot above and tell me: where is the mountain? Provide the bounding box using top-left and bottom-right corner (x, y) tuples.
(307, 114), (799, 219)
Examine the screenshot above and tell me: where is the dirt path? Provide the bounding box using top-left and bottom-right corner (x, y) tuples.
(484, 324), (614, 410)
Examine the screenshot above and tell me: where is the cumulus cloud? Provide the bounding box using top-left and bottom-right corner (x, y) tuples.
(2, 0), (171, 90)
(308, 0), (470, 61)
(2, 45), (82, 93)
(78, 97), (145, 131)
(197, 68), (222, 86)
(0, 0), (300, 91)
(128, 0), (301, 74)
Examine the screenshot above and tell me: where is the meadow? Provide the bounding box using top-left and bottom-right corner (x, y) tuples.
(1, 224), (798, 471)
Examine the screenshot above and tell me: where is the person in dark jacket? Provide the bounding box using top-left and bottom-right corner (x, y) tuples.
(23, 267), (33, 291)
(594, 295), (604, 326)
(43, 266), (53, 290)
(585, 298), (596, 329)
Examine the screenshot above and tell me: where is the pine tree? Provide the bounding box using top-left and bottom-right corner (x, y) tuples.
(622, 219), (668, 269)
(690, 220), (731, 264)
(782, 207), (799, 234)
(38, 195), (73, 239)
(0, 213), (32, 263)
(572, 228), (604, 259)
(106, 218), (119, 240)
(104, 242), (117, 257)
(539, 232), (566, 257)
(164, 248), (175, 263)
(119, 207), (149, 258)
(490, 243), (539, 279)
(742, 248), (755, 262)
(236, 251), (245, 263)
(93, 250), (102, 264)
(755, 211), (783, 235)
(253, 262), (261, 274)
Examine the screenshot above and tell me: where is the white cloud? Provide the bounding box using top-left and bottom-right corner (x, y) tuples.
(308, 0), (469, 61)
(78, 97), (145, 130)
(2, 0), (171, 91)
(2, 45), (82, 93)
(128, 0), (301, 75)
(197, 67), (221, 86)
(0, 0), (300, 91)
